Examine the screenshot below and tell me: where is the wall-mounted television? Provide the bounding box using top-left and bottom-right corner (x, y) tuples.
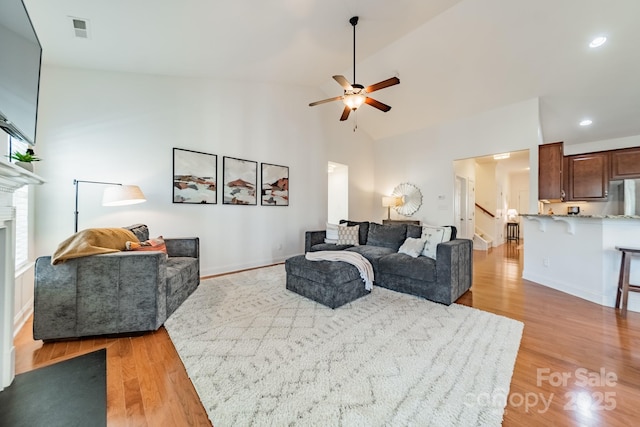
(0, 0), (42, 145)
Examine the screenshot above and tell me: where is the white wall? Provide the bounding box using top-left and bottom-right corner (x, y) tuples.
(13, 264), (33, 334)
(453, 158), (475, 238)
(509, 170), (530, 239)
(327, 162), (348, 224)
(495, 162), (510, 244)
(475, 161), (497, 240)
(476, 162), (496, 215)
(33, 66), (374, 276)
(453, 158), (475, 182)
(563, 134), (640, 156)
(326, 121), (376, 222)
(373, 98), (542, 227)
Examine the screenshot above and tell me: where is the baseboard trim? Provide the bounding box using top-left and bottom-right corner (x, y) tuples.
(13, 301), (33, 338)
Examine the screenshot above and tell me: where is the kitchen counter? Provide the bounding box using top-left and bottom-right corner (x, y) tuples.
(522, 213), (640, 235)
(522, 213), (640, 219)
(522, 215), (640, 314)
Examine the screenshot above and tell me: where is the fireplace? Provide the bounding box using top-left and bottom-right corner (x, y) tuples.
(0, 161), (44, 390)
(1, 205), (15, 390)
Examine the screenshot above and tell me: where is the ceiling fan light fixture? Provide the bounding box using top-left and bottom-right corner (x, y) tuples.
(343, 93), (366, 110)
(308, 16), (400, 120)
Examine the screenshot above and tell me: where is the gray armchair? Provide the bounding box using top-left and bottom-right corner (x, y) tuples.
(33, 224), (199, 341)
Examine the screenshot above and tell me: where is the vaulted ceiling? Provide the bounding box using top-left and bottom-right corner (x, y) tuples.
(24, 0), (640, 145)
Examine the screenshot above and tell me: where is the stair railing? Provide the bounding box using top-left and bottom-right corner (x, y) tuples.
(475, 203), (496, 218)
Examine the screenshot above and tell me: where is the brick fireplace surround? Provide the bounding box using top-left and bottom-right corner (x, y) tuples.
(0, 161), (44, 391)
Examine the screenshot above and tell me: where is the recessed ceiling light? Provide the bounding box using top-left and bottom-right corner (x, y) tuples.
(589, 36), (607, 48)
(580, 119), (593, 126)
(493, 153), (510, 160)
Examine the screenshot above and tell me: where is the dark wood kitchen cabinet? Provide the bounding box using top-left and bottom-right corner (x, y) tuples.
(610, 146), (640, 180)
(538, 142), (564, 201)
(566, 152), (609, 201)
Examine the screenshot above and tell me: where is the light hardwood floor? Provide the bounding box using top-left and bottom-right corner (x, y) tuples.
(14, 242), (640, 426)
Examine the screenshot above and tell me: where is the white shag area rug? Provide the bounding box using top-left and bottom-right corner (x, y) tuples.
(165, 264), (523, 427)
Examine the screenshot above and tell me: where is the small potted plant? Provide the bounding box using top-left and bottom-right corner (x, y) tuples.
(7, 148), (41, 172)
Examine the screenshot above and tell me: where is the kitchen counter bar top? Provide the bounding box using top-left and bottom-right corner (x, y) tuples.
(522, 214), (640, 314)
(522, 214), (640, 219)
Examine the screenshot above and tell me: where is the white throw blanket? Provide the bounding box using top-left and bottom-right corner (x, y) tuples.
(305, 250), (374, 291)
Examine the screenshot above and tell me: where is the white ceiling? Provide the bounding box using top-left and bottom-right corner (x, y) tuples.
(474, 149), (530, 175)
(23, 0), (640, 145)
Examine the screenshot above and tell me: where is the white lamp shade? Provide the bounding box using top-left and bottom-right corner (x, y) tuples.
(507, 208), (518, 220)
(382, 196), (403, 207)
(102, 185), (146, 206)
(382, 196), (394, 207)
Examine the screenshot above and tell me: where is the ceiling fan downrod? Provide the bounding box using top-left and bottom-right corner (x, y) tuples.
(350, 16), (358, 84)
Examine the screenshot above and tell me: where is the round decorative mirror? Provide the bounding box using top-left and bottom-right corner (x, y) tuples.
(391, 183), (423, 216)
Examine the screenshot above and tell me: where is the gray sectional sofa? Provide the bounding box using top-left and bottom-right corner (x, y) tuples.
(304, 220), (472, 305)
(33, 224), (199, 341)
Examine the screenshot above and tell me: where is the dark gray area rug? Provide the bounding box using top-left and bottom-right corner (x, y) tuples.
(0, 348), (106, 427)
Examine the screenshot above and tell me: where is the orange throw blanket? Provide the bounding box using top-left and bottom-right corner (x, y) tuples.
(51, 228), (139, 265)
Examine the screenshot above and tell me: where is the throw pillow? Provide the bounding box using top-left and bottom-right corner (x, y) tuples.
(423, 224), (453, 242)
(420, 225), (447, 259)
(126, 236), (168, 254)
(122, 224), (149, 242)
(398, 237), (427, 258)
(367, 222), (407, 251)
(339, 220), (370, 245)
(406, 224), (423, 239)
(325, 222), (339, 244)
(337, 224), (360, 246)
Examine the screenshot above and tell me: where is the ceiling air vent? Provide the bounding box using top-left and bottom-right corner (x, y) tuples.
(69, 17), (90, 39)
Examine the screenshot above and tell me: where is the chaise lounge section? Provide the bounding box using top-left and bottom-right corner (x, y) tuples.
(285, 255), (370, 308)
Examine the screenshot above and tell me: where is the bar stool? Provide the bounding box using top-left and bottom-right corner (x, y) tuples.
(615, 246), (640, 317)
(506, 222), (519, 242)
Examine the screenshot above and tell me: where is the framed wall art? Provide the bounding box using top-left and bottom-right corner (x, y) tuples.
(173, 148), (217, 204)
(223, 156), (257, 205)
(261, 163), (289, 206)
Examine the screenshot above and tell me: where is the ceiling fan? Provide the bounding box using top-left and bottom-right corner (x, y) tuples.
(309, 16), (400, 121)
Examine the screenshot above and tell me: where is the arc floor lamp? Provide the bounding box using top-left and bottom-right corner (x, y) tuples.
(73, 179), (146, 233)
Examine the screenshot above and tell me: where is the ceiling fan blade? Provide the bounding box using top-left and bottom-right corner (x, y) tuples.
(333, 75), (353, 90)
(364, 77), (400, 93)
(339, 106), (351, 121)
(365, 97), (391, 112)
(309, 96), (343, 107)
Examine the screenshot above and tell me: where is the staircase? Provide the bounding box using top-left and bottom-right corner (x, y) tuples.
(473, 230), (492, 251)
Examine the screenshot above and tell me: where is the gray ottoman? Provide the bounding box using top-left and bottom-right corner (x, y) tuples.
(285, 255), (370, 308)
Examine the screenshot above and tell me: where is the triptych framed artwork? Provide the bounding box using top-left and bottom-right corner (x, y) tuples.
(172, 148), (289, 206)
(173, 148), (217, 204)
(260, 163), (289, 206)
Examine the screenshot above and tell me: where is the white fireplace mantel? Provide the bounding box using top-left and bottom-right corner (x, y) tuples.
(0, 160), (45, 189)
(1, 160), (45, 390)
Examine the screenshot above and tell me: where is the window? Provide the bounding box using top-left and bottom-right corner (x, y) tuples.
(13, 186), (28, 268)
(6, 135), (30, 268)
